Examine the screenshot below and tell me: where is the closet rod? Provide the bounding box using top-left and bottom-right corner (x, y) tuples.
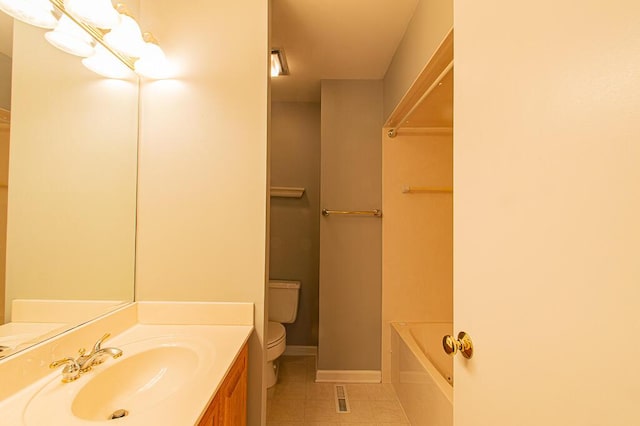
(322, 208), (382, 217)
(402, 186), (453, 194)
(387, 60), (454, 138)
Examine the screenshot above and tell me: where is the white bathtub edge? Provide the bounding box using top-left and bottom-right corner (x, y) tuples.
(391, 322), (453, 403)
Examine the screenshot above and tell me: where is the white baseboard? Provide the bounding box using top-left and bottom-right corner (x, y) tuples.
(283, 345), (318, 356)
(315, 370), (382, 383)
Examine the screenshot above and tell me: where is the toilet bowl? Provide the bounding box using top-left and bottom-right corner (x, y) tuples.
(266, 321), (286, 384)
(266, 280), (300, 388)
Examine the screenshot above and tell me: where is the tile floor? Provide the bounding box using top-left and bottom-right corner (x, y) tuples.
(266, 355), (410, 425)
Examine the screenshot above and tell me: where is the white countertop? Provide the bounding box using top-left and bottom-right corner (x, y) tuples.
(0, 323), (252, 425)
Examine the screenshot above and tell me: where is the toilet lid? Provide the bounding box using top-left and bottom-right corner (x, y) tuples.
(267, 321), (286, 348)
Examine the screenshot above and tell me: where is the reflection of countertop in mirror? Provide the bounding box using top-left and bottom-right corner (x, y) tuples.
(0, 301), (254, 425)
(11, 299), (129, 323)
(0, 322), (67, 358)
(0, 300), (130, 359)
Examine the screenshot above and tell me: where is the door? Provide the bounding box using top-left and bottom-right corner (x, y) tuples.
(454, 0), (640, 424)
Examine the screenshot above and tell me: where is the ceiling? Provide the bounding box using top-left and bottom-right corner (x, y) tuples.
(2, 1), (419, 94)
(271, 0), (419, 102)
(0, 13), (12, 57)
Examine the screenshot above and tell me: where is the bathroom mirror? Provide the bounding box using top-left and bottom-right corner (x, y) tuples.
(0, 13), (138, 359)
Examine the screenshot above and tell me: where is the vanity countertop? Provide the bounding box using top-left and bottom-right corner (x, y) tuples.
(0, 302), (254, 425)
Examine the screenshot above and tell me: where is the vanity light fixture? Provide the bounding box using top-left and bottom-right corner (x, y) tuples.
(0, 0), (173, 79)
(45, 14), (95, 57)
(0, 0), (57, 28)
(270, 48), (289, 77)
(134, 33), (171, 79)
(103, 13), (145, 58)
(82, 43), (133, 79)
(64, 0), (119, 29)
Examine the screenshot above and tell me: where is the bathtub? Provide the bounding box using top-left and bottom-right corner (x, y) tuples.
(391, 322), (453, 426)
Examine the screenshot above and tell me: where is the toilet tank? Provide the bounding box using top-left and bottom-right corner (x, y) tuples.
(268, 280), (300, 323)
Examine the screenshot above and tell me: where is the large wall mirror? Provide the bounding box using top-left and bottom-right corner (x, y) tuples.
(0, 5), (138, 359)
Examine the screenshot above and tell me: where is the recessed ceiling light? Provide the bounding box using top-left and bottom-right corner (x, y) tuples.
(270, 48), (289, 77)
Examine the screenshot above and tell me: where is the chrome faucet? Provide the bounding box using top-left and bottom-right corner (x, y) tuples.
(50, 333), (122, 382)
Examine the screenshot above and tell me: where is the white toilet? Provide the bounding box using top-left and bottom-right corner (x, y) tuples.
(266, 279), (300, 388)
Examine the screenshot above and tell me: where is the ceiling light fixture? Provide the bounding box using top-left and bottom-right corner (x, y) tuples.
(270, 48), (289, 77)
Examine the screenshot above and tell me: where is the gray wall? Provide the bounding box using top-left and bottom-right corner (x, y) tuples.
(270, 102), (321, 346)
(318, 80), (383, 371)
(0, 53), (11, 110)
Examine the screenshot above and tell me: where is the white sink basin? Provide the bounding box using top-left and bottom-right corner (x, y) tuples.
(72, 345), (198, 421)
(23, 335), (215, 425)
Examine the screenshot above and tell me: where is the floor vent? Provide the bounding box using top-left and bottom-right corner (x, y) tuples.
(334, 384), (351, 413)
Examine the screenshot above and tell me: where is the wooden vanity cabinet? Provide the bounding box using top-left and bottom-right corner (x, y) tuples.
(198, 343), (248, 426)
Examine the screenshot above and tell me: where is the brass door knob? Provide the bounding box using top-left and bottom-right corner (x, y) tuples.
(442, 331), (474, 359)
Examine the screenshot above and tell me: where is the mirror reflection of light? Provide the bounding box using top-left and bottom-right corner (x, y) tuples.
(104, 14), (145, 58)
(65, 0), (120, 30)
(82, 44), (135, 80)
(45, 15), (95, 57)
(0, 0), (57, 29)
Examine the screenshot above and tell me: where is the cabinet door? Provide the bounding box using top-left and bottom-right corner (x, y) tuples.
(219, 344), (248, 426)
(198, 395), (219, 426)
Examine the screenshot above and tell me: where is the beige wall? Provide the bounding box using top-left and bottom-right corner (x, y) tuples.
(382, 0), (452, 120)
(0, 54), (10, 111)
(381, 131), (452, 382)
(5, 22), (138, 321)
(318, 80), (383, 372)
(270, 102), (320, 346)
(136, 1), (268, 424)
(454, 0), (640, 424)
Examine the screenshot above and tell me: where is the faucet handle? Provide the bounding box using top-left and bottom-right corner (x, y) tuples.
(50, 357), (76, 368)
(50, 357), (81, 382)
(92, 333), (111, 353)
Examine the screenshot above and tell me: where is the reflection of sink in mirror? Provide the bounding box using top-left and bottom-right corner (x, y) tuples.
(24, 335), (213, 425)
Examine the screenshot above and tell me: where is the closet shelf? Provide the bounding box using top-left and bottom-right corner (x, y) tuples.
(384, 28), (454, 136)
(270, 186), (305, 198)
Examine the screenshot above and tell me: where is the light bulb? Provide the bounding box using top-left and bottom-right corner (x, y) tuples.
(82, 44), (133, 79)
(103, 14), (145, 58)
(270, 54), (282, 77)
(64, 0), (119, 29)
(0, 0), (58, 29)
(135, 42), (171, 79)
(45, 15), (95, 57)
